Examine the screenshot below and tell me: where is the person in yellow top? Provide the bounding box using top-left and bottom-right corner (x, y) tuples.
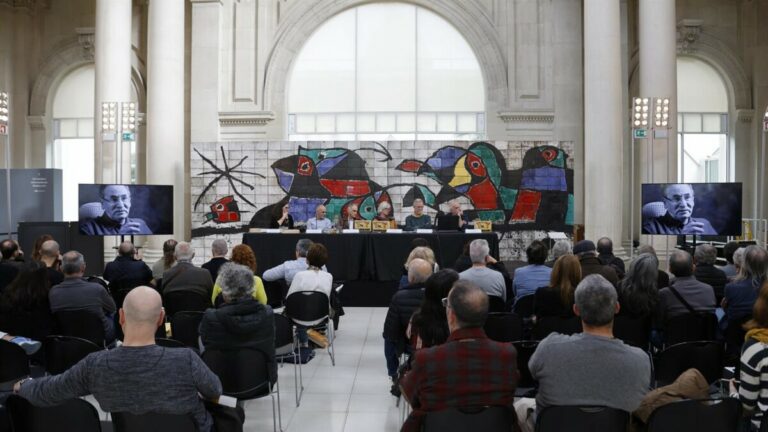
(211, 244), (267, 305)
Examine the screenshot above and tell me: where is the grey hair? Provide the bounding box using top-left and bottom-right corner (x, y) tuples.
(448, 280), (489, 328)
(377, 202), (391, 213)
(575, 274), (617, 327)
(218, 262), (254, 301)
(407, 258), (434, 284)
(694, 244), (717, 266)
(733, 247), (747, 281)
(552, 240), (572, 260)
(295, 239), (313, 257)
(619, 253), (659, 316)
(636, 244), (657, 257)
(211, 239), (228, 257)
(61, 251), (85, 275)
(469, 239), (490, 264)
(744, 245), (768, 281)
(174, 242), (195, 262)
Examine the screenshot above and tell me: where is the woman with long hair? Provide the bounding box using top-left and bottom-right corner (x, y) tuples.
(151, 239), (178, 283)
(31, 234), (54, 263)
(398, 246), (438, 288)
(408, 269), (459, 349)
(534, 255), (581, 318)
(618, 253), (659, 318)
(212, 244), (267, 305)
(0, 268), (53, 341)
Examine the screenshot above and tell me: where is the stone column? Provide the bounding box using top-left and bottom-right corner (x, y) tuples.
(146, 0), (186, 246)
(583, 0), (623, 246)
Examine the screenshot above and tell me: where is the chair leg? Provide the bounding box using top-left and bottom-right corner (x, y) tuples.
(292, 327), (303, 407)
(270, 393), (278, 432)
(276, 379), (283, 432)
(327, 321), (335, 367)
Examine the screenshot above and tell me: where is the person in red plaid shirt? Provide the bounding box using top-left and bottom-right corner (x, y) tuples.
(399, 280), (519, 432)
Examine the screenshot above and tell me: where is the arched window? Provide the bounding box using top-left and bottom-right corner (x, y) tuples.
(287, 2), (485, 141)
(676, 57), (731, 182)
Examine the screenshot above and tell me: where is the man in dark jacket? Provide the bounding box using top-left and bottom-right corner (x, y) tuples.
(597, 237), (625, 280)
(201, 239), (229, 283)
(0, 239), (27, 293)
(382, 259), (433, 388)
(103, 242), (153, 289)
(693, 244), (728, 303)
(574, 240), (619, 288)
(161, 242), (213, 301)
(199, 263), (276, 384)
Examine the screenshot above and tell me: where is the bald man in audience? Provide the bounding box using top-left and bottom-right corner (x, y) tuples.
(103, 241), (153, 289)
(15, 287), (222, 431)
(39, 240), (64, 286)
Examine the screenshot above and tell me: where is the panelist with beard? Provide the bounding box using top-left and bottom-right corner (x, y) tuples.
(80, 185), (152, 235)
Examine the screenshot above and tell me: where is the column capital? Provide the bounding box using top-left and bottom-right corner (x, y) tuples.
(26, 115), (46, 131)
(737, 109), (755, 124)
(677, 19), (703, 54)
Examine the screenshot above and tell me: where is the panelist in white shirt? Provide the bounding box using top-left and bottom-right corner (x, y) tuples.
(306, 204), (333, 230)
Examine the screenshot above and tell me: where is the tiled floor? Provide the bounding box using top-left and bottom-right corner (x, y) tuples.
(242, 307), (402, 432)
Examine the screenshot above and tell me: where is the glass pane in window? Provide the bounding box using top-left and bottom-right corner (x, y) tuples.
(702, 114), (722, 133)
(316, 114), (335, 133)
(680, 133), (728, 183)
(78, 119), (94, 138)
(337, 114), (355, 132)
(53, 138), (94, 221)
(376, 113), (396, 132)
(436, 113), (456, 132)
(683, 114), (702, 133)
(457, 114), (477, 132)
(357, 113), (376, 132)
(397, 113), (416, 132)
(295, 114), (316, 133)
(59, 119), (78, 138)
(417, 113), (436, 132)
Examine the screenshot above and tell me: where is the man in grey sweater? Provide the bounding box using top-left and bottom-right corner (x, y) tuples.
(528, 274), (651, 414)
(14, 286), (222, 432)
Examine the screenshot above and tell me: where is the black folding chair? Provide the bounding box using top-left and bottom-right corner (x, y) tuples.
(724, 316), (750, 365)
(536, 405), (629, 432)
(513, 294), (536, 318)
(274, 313), (303, 407)
(264, 279), (288, 309)
(654, 341), (724, 386)
(169, 311), (205, 350)
(284, 291), (335, 366)
(111, 411), (198, 432)
(6, 394), (104, 432)
(663, 313), (718, 347)
(532, 316), (581, 340)
(202, 348), (281, 432)
(613, 315), (651, 350)
(423, 406), (515, 432)
(488, 296), (506, 313)
(483, 313), (524, 343)
(155, 338), (187, 349)
(53, 310), (106, 347)
(108, 280), (141, 309)
(0, 340), (30, 387)
(512, 340), (539, 390)
(163, 291), (211, 317)
(43, 335), (102, 375)
(646, 398), (742, 432)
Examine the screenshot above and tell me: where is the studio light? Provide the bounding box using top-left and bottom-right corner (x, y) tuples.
(102, 102), (117, 133)
(632, 97), (650, 128)
(0, 92), (8, 126)
(653, 97), (671, 128)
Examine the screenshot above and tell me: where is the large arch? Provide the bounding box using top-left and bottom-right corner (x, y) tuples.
(262, 0), (508, 124)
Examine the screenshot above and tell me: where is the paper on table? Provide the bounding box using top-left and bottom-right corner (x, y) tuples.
(342, 229), (360, 234)
(306, 229), (323, 234)
(386, 229), (403, 234)
(416, 229), (433, 234)
(464, 229), (482, 234)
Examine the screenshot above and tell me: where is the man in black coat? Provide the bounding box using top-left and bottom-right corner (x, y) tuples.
(103, 242), (153, 289)
(597, 237), (626, 280)
(201, 239), (229, 283)
(0, 239), (27, 293)
(574, 240), (619, 288)
(693, 244), (728, 303)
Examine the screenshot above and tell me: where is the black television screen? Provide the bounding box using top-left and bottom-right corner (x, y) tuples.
(641, 182), (742, 236)
(78, 184), (173, 236)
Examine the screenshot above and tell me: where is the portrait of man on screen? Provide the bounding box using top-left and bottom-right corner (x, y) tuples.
(80, 185), (153, 235)
(642, 183), (717, 235)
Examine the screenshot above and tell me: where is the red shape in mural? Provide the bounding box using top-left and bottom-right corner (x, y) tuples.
(466, 177), (498, 210)
(510, 190), (542, 222)
(319, 179), (372, 197)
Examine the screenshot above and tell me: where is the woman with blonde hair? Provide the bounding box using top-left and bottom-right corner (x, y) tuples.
(533, 255), (582, 318)
(399, 246), (438, 288)
(212, 244), (268, 306)
(151, 239), (177, 284)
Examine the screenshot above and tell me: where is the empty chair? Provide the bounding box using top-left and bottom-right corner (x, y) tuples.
(53, 310), (106, 346)
(512, 340), (539, 389)
(274, 313), (303, 407)
(646, 398), (741, 432)
(163, 291), (211, 317)
(284, 291), (335, 366)
(43, 335), (101, 375)
(663, 313), (717, 346)
(536, 406), (629, 432)
(202, 348), (281, 432)
(532, 316), (581, 340)
(483, 313), (524, 343)
(513, 294), (536, 318)
(169, 311), (205, 350)
(423, 406), (515, 432)
(613, 315), (651, 350)
(112, 411), (198, 432)
(654, 341), (724, 386)
(6, 394), (103, 432)
(0, 340), (30, 386)
(488, 295), (506, 313)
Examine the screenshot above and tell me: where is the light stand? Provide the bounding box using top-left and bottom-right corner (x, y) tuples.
(0, 91), (11, 239)
(101, 101), (137, 250)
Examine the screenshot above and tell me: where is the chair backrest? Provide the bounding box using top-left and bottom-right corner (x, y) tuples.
(655, 341), (724, 386)
(664, 313), (717, 346)
(532, 316), (581, 340)
(512, 340), (539, 388)
(724, 315), (751, 359)
(484, 313), (524, 343)
(647, 398), (741, 432)
(0, 339), (30, 383)
(488, 296), (506, 313)
(513, 294), (536, 318)
(613, 315), (651, 349)
(202, 348), (271, 400)
(108, 280), (140, 309)
(111, 411), (198, 432)
(53, 310), (106, 346)
(423, 406), (515, 432)
(536, 405), (629, 432)
(43, 335), (102, 375)
(6, 394), (102, 432)
(263, 279), (288, 309)
(163, 291), (211, 317)
(169, 311), (205, 349)
(285, 291), (330, 324)
(273, 313), (294, 350)
(155, 338), (187, 349)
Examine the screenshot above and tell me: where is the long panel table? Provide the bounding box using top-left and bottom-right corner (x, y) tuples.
(242, 232), (499, 282)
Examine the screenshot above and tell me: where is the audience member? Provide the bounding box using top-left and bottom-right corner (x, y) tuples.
(39, 240), (64, 286)
(617, 253), (659, 320)
(404, 198), (432, 230)
(14, 286), (223, 431)
(103, 242), (153, 288)
(49, 251), (117, 342)
(597, 237), (626, 279)
(718, 241), (740, 279)
(534, 255), (581, 318)
(151, 239), (177, 282)
(30, 234), (54, 263)
(383, 258), (433, 385)
(527, 274), (650, 416)
(202, 239), (229, 282)
(733, 247), (747, 281)
(693, 244), (728, 303)
(287, 243), (334, 346)
(0, 268), (53, 343)
(0, 239), (26, 293)
(637, 244), (670, 288)
(399, 246), (437, 288)
(270, 202), (294, 229)
(513, 240), (552, 301)
(161, 242), (213, 302)
(400, 281), (519, 432)
(459, 239), (508, 303)
(407, 269), (459, 350)
(200, 263), (276, 385)
(573, 240), (619, 287)
(732, 280), (768, 429)
(262, 239), (326, 285)
(211, 244), (267, 306)
(306, 204), (332, 230)
(544, 239), (572, 268)
(453, 241), (473, 273)
(0, 330), (41, 354)
(656, 250), (716, 326)
(723, 245), (768, 322)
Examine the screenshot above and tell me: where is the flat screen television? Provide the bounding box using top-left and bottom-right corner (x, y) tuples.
(641, 182), (742, 236)
(78, 184), (173, 236)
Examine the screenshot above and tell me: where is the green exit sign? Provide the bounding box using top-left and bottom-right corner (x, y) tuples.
(122, 132), (135, 142)
(633, 129), (648, 139)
